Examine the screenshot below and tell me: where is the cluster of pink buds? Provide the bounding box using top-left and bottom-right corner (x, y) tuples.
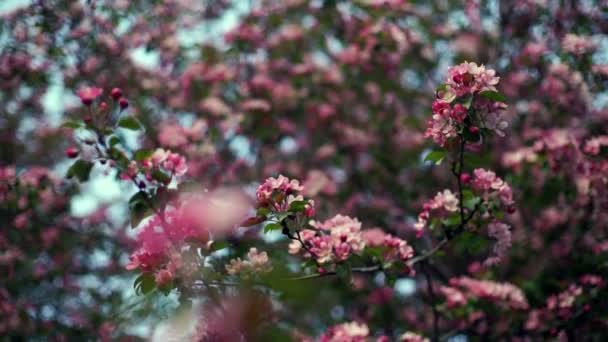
(424, 62), (508, 146)
(254, 174), (315, 217)
(78, 86), (128, 109)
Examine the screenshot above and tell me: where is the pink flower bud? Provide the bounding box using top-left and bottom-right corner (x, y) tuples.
(111, 87), (123, 100)
(469, 126), (480, 134)
(460, 173), (472, 184)
(119, 98), (129, 109)
(66, 147), (79, 158)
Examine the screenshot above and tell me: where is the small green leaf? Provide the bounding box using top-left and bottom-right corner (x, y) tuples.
(129, 191), (154, 228)
(257, 207), (271, 217)
(463, 192), (481, 210)
(336, 263), (352, 283)
(152, 169), (172, 184)
(130, 201), (154, 228)
(134, 149), (153, 161)
(479, 90), (507, 102)
(436, 84), (448, 92)
(273, 212), (291, 222)
(61, 120), (83, 129)
(134, 273), (156, 295)
(108, 136), (121, 146)
(209, 241), (229, 252)
(442, 214), (462, 226)
(66, 160), (94, 182)
(424, 150), (447, 165)
(117, 116), (142, 130)
(264, 222), (283, 233)
(288, 200), (308, 212)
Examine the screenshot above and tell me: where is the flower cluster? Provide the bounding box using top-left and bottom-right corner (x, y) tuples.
(484, 221), (512, 266)
(526, 276), (604, 331)
(289, 215), (366, 264)
(319, 321), (369, 342)
(413, 189), (459, 236)
(123, 148), (188, 184)
(254, 175), (315, 217)
(316, 322), (429, 342)
(126, 205), (209, 281)
(470, 168), (514, 209)
(225, 248), (272, 276)
(361, 228), (415, 263)
(440, 276), (529, 310)
(425, 62), (507, 146)
(256, 174), (304, 203)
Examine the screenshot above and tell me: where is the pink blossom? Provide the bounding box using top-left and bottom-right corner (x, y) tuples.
(447, 276), (529, 310)
(77, 86), (103, 105)
(583, 136), (608, 155)
(320, 321), (369, 342)
(256, 174), (304, 203)
(400, 331), (430, 342)
(446, 61), (499, 97)
(472, 168), (514, 207)
(484, 221), (512, 266)
(562, 34), (597, 55)
(226, 247), (272, 276)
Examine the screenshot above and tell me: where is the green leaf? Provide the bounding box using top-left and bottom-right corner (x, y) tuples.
(442, 214), (462, 226)
(436, 84), (448, 92)
(152, 169), (172, 184)
(257, 207), (271, 217)
(264, 222), (283, 233)
(459, 95), (473, 109)
(424, 150), (447, 165)
(288, 200), (308, 212)
(479, 90), (507, 103)
(209, 241), (229, 252)
(61, 120), (83, 129)
(117, 116), (142, 130)
(336, 263), (352, 283)
(463, 190), (481, 210)
(130, 201), (154, 228)
(66, 160), (94, 182)
(108, 136), (121, 146)
(134, 149), (153, 161)
(273, 212), (291, 222)
(108, 147), (130, 168)
(134, 273), (156, 295)
(129, 191), (149, 205)
(129, 191), (154, 228)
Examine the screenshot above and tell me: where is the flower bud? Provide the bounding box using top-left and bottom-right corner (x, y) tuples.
(119, 98), (129, 109)
(469, 126), (480, 134)
(460, 173), (472, 184)
(66, 147), (79, 158)
(111, 88), (123, 100)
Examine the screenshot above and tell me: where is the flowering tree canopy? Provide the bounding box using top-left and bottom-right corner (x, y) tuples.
(1, 0), (608, 341)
